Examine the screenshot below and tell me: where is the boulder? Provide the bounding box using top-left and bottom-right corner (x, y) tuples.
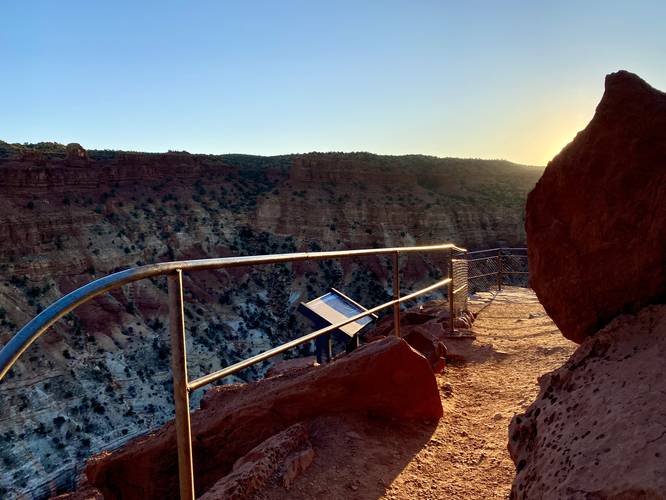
(198, 423), (310, 500)
(368, 307), (440, 339)
(281, 446), (315, 490)
(264, 356), (316, 378)
(508, 304), (666, 498)
(526, 70), (666, 343)
(84, 336), (441, 499)
(401, 325), (448, 373)
(366, 299), (473, 341)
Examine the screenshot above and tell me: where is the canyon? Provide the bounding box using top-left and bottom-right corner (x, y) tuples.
(0, 144), (541, 497)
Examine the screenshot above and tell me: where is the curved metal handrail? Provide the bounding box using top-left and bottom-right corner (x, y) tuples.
(0, 242), (469, 499)
(0, 243), (465, 382)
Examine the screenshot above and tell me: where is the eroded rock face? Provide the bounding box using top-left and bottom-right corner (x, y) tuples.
(526, 70), (666, 343)
(199, 423), (310, 500)
(508, 305), (666, 499)
(84, 336), (441, 499)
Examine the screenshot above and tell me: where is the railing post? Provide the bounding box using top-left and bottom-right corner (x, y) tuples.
(448, 248), (455, 334)
(392, 251), (401, 337)
(168, 270), (195, 500)
(497, 250), (502, 291)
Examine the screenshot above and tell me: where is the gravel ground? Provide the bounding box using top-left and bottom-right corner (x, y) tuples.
(255, 287), (576, 500)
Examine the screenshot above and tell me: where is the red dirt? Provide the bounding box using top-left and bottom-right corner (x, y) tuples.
(253, 288), (576, 499)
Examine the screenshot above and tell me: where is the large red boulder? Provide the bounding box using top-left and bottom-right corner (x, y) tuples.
(84, 336), (441, 499)
(526, 70), (666, 343)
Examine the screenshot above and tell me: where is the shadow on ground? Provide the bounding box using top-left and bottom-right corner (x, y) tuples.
(255, 413), (437, 499)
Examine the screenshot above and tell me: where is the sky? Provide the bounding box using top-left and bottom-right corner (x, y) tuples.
(2, 1), (665, 166)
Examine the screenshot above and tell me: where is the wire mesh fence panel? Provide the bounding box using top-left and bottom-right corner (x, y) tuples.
(451, 258), (469, 315)
(466, 249), (529, 293)
(501, 253), (529, 288)
(467, 254), (501, 293)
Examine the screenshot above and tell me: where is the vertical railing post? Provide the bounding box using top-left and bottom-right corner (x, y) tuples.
(392, 251), (401, 337)
(497, 250), (503, 291)
(448, 248), (455, 334)
(168, 270), (195, 500)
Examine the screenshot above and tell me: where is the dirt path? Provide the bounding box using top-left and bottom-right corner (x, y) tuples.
(257, 288), (576, 500)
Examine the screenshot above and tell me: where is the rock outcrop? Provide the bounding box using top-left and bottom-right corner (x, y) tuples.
(83, 336), (441, 499)
(199, 423), (312, 500)
(526, 70), (666, 343)
(367, 299), (477, 369)
(509, 304), (666, 499)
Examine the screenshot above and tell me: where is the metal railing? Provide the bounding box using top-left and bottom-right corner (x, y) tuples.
(0, 243), (468, 499)
(465, 247), (529, 292)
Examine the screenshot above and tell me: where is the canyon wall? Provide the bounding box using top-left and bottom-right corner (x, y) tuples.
(0, 146), (540, 497)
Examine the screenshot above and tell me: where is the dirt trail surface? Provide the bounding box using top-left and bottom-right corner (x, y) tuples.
(255, 287), (576, 500)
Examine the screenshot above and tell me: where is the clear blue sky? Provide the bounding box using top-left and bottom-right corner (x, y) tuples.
(2, 1), (665, 165)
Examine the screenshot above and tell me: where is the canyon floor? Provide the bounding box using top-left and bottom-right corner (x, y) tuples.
(253, 287), (575, 500)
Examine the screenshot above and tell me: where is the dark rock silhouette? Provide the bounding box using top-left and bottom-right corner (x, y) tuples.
(526, 70), (666, 343)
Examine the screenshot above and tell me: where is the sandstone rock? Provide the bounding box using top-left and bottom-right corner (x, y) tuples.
(442, 336), (478, 362)
(401, 325), (448, 373)
(19, 148), (44, 162)
(199, 423), (309, 500)
(281, 445), (315, 490)
(365, 301), (480, 367)
(265, 356), (316, 378)
(368, 306), (441, 339)
(526, 70), (666, 343)
(84, 336), (441, 499)
(509, 304), (666, 499)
